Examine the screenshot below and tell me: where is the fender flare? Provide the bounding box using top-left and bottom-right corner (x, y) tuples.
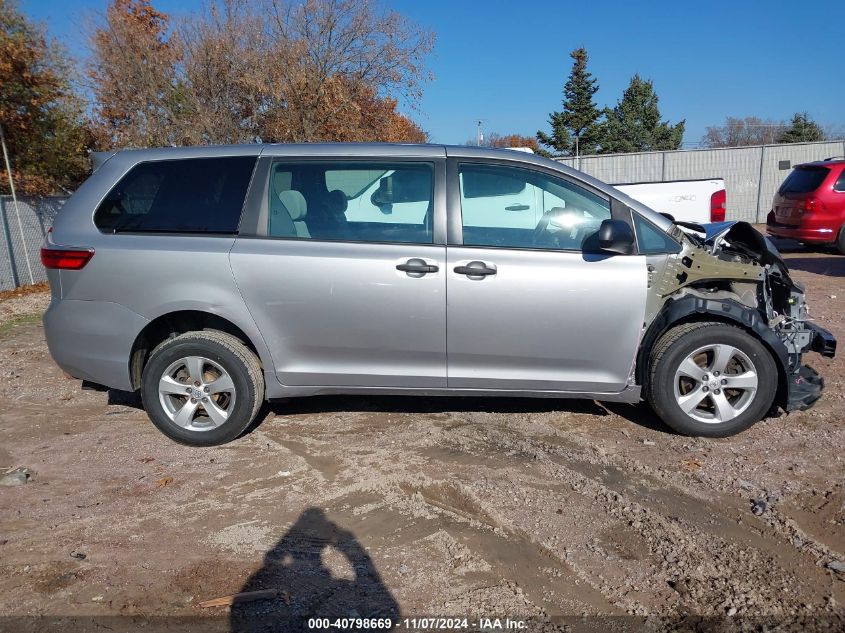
(636, 296), (789, 403)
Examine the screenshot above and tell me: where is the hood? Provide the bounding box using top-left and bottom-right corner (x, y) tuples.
(699, 221), (788, 269)
(699, 221), (799, 292)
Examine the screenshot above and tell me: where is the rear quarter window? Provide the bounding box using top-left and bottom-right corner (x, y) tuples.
(835, 168), (845, 193)
(94, 156), (257, 233)
(778, 166), (829, 194)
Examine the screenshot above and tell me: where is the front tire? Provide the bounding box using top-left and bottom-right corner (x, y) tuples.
(646, 322), (777, 437)
(141, 331), (264, 446)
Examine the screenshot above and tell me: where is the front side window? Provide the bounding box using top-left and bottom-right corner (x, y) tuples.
(267, 161), (434, 244)
(458, 163), (611, 250)
(632, 212), (681, 254)
(94, 156), (256, 233)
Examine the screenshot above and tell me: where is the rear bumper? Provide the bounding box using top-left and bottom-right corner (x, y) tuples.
(766, 220), (835, 243)
(43, 299), (148, 391)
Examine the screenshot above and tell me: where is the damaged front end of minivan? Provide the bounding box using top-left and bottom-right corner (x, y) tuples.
(639, 221), (836, 413)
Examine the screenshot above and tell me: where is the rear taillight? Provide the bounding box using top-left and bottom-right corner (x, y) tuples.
(799, 197), (825, 214)
(710, 189), (726, 222)
(40, 246), (94, 270)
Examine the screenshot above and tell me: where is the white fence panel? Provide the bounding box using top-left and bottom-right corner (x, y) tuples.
(556, 139), (845, 223)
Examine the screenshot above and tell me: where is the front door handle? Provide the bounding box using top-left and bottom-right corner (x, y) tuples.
(397, 258), (439, 274)
(454, 261), (497, 276)
(505, 204), (530, 211)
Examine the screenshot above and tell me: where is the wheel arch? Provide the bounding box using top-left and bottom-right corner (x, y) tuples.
(637, 296), (789, 410)
(129, 310), (268, 390)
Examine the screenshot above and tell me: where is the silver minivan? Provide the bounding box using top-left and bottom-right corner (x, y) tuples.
(42, 144), (835, 445)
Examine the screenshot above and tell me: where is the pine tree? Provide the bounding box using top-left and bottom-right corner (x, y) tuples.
(598, 74), (684, 153)
(537, 48), (601, 156)
(777, 112), (825, 144)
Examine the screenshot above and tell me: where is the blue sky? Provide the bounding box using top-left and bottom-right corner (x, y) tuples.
(21, 0), (845, 147)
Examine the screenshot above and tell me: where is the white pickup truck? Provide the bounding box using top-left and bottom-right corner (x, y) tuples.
(502, 149), (728, 225)
(615, 179), (726, 224)
(341, 160), (726, 229)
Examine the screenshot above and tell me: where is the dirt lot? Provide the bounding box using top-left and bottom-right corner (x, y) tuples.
(1, 240), (843, 632)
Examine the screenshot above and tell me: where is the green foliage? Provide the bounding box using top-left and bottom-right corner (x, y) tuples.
(537, 48), (602, 156)
(598, 74), (684, 154)
(0, 0), (92, 195)
(777, 112), (825, 144)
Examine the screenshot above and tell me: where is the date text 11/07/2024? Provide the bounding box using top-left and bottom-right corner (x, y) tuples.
(306, 617), (528, 630)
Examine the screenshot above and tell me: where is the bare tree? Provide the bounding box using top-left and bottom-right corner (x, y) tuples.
(88, 0), (434, 148)
(179, 0), (268, 144)
(701, 116), (786, 148)
(262, 0), (435, 142)
(88, 0), (185, 148)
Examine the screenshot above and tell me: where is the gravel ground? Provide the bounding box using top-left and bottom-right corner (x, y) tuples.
(0, 240), (843, 632)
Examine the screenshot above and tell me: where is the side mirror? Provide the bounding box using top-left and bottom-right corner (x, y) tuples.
(597, 219), (635, 255)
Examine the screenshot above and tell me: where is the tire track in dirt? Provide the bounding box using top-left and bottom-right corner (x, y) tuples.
(429, 420), (844, 616)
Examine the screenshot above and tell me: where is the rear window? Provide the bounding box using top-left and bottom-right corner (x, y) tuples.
(778, 166), (829, 194)
(835, 169), (845, 193)
(94, 156), (256, 233)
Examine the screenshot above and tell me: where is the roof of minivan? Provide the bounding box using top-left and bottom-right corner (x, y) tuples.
(99, 141), (591, 185)
(103, 142), (556, 161)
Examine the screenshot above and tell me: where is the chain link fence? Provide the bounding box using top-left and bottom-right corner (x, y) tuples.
(0, 195), (66, 290)
(557, 139), (845, 223)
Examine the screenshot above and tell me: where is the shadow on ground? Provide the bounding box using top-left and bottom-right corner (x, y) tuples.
(780, 255), (845, 277)
(105, 385), (675, 436)
(768, 236), (845, 276)
(229, 508), (399, 632)
(267, 394), (673, 434)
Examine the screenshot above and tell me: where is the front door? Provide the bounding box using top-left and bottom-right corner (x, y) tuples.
(230, 158), (447, 388)
(446, 161), (647, 393)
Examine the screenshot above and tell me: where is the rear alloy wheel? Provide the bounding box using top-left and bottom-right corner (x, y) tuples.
(141, 331), (264, 446)
(157, 356), (237, 430)
(647, 322), (777, 437)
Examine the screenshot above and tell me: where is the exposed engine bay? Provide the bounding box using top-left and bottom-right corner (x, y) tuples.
(642, 220), (836, 411)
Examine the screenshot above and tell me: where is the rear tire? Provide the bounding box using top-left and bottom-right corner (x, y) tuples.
(141, 330), (264, 446)
(646, 322), (777, 437)
(836, 226), (845, 255)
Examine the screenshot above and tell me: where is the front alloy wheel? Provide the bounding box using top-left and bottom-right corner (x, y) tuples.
(673, 344), (759, 424)
(647, 322), (777, 437)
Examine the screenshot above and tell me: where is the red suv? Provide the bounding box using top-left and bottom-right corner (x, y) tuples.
(767, 158), (845, 253)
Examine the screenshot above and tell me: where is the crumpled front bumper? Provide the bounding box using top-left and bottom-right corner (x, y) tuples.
(785, 322), (836, 412)
(807, 322), (837, 358)
(786, 365), (825, 412)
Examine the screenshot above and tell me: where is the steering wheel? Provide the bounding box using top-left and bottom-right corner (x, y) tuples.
(533, 207), (589, 249)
